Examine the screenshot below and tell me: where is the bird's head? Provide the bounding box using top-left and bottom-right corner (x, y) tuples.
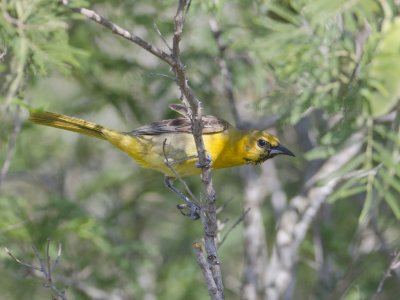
(241, 130), (295, 165)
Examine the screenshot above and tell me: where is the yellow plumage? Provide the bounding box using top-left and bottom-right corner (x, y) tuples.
(29, 108), (294, 177)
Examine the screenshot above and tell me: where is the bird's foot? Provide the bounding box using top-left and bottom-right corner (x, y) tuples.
(176, 203), (201, 220)
(164, 176), (201, 220)
(195, 152), (212, 169)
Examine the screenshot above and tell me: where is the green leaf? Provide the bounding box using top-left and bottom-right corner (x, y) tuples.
(329, 184), (367, 203)
(379, 170), (400, 195)
(384, 191), (400, 219)
(304, 146), (335, 160)
(363, 18), (400, 117)
(375, 125), (400, 147)
(359, 179), (374, 223)
(319, 154), (365, 185)
(373, 178), (400, 219)
(372, 141), (400, 177)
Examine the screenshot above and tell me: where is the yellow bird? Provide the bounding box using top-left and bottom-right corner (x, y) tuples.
(29, 105), (294, 178)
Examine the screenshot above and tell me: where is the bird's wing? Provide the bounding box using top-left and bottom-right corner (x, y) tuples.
(128, 115), (232, 136)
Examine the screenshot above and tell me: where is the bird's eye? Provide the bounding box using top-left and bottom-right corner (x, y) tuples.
(257, 139), (267, 148)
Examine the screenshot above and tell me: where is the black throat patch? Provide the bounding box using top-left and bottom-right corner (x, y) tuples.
(243, 153), (270, 165)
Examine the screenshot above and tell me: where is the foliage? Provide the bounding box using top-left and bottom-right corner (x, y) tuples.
(0, 0), (399, 299)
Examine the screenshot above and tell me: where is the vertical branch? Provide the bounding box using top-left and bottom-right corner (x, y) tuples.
(193, 242), (220, 296)
(240, 167), (270, 300)
(63, 1), (224, 298)
(172, 2), (224, 298)
(172, 0), (185, 58)
(264, 133), (364, 300)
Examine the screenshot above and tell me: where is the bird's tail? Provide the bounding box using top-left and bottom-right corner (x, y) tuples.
(29, 111), (106, 140)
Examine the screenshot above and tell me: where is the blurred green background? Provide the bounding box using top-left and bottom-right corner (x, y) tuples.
(0, 0), (399, 299)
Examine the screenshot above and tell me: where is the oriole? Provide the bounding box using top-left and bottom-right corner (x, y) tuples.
(29, 105), (294, 177)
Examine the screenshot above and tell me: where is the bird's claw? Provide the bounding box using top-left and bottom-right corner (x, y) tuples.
(195, 152), (212, 169)
(165, 176), (200, 220)
(176, 203), (200, 220)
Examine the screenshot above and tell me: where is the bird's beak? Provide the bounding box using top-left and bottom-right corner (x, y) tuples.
(269, 144), (295, 157)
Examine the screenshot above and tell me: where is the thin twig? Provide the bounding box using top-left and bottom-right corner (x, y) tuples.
(5, 243), (67, 300)
(51, 243), (62, 275)
(143, 72), (176, 81)
(218, 208), (251, 248)
(192, 242), (220, 297)
(63, 4), (174, 66)
(162, 138), (198, 202)
(46, 240), (52, 281)
(5, 247), (42, 271)
(371, 251), (400, 300)
(153, 23), (172, 52)
(216, 198), (233, 215)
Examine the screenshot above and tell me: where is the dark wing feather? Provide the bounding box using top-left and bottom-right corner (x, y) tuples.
(128, 115), (232, 136)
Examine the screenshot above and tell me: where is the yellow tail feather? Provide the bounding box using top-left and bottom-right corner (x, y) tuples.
(29, 111), (106, 140)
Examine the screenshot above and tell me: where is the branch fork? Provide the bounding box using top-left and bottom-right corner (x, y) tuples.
(61, 1), (224, 298)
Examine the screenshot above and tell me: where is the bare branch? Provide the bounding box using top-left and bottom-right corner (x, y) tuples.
(6, 243), (67, 300)
(218, 208), (250, 248)
(162, 138), (198, 202)
(172, 0), (187, 58)
(5, 247), (42, 272)
(192, 242), (222, 300)
(371, 251), (400, 300)
(63, 4), (174, 65)
(63, 1), (224, 297)
(171, 1), (224, 297)
(51, 243), (62, 275)
(46, 240), (52, 280)
(63, 0), (215, 214)
(153, 22), (172, 52)
(240, 165), (271, 300)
